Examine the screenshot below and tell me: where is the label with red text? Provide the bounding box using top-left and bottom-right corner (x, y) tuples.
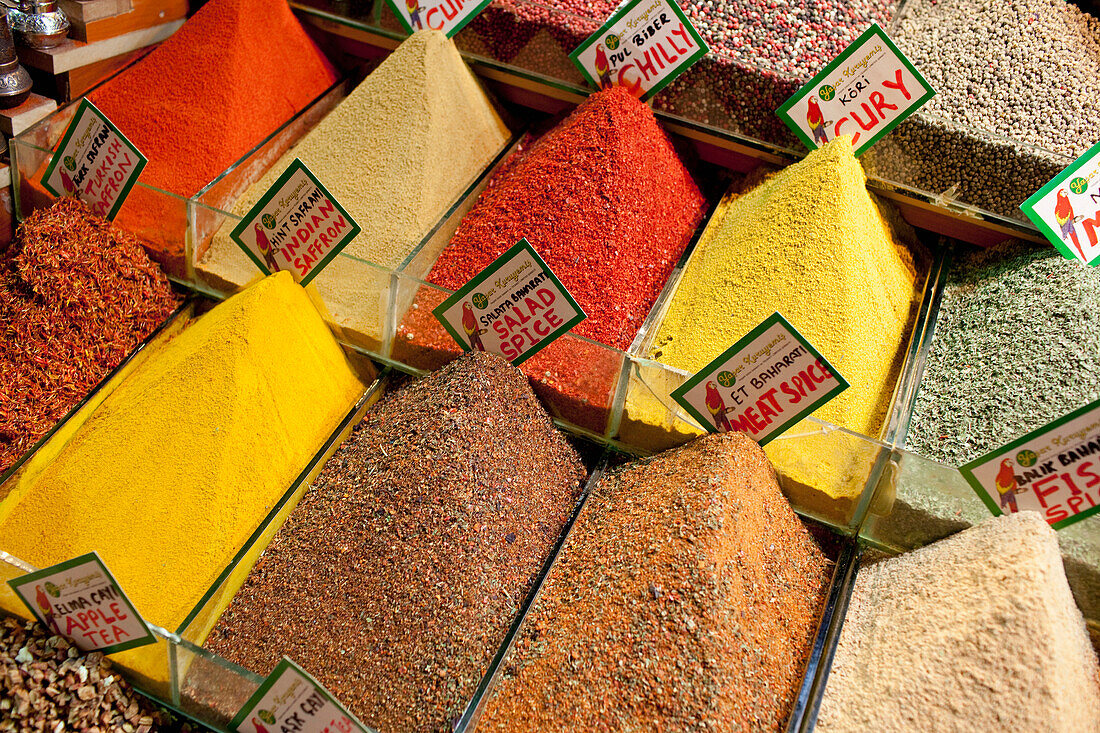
(230, 159), (360, 286)
(231, 658), (369, 733)
(8, 553), (155, 654)
(670, 313), (848, 446)
(433, 238), (585, 365)
(41, 99), (147, 220)
(1020, 139), (1100, 266)
(385, 0), (491, 37)
(960, 399), (1100, 529)
(776, 24), (934, 156)
(570, 0), (707, 101)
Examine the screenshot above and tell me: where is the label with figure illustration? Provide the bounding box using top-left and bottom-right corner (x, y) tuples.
(8, 552), (156, 654)
(230, 159), (360, 286)
(231, 658), (368, 733)
(960, 399), (1100, 529)
(776, 23), (934, 156)
(41, 99), (147, 221)
(433, 238), (585, 365)
(670, 313), (848, 446)
(1020, 139), (1100, 266)
(570, 0), (708, 101)
(385, 0), (491, 37)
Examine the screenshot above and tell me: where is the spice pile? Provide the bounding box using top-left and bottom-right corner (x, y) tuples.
(198, 30), (510, 351)
(396, 86), (705, 430)
(204, 352), (585, 732)
(818, 513), (1100, 731)
(479, 432), (831, 730)
(0, 616), (176, 732)
(0, 272), (364, 676)
(0, 197), (179, 476)
(625, 137), (921, 513)
(863, 0), (1100, 219)
(907, 240), (1100, 467)
(84, 0), (337, 271)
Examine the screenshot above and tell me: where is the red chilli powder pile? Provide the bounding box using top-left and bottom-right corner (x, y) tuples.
(0, 198), (180, 475)
(86, 0), (337, 272)
(397, 86), (705, 430)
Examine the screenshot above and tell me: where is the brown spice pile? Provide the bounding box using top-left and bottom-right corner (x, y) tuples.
(205, 351), (586, 732)
(0, 615), (172, 732)
(0, 198), (180, 474)
(479, 432), (833, 731)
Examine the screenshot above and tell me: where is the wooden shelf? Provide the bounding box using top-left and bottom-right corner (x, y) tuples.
(16, 18), (182, 74)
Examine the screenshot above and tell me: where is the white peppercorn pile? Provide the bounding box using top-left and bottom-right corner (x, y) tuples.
(0, 616), (177, 733)
(867, 0), (1100, 218)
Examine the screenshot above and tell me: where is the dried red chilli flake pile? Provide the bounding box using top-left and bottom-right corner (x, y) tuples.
(424, 85), (705, 352)
(0, 197), (180, 474)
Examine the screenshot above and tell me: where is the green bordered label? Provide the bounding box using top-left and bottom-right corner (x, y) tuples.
(432, 238), (585, 365)
(231, 658), (369, 733)
(384, 0), (491, 37)
(7, 552), (156, 655)
(670, 313), (848, 446)
(1020, 139), (1100, 266)
(959, 398), (1100, 530)
(230, 159), (360, 287)
(776, 24), (935, 156)
(41, 99), (147, 221)
(570, 0), (708, 102)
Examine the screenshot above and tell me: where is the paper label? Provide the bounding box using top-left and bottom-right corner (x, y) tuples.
(385, 0), (491, 37)
(7, 552), (156, 654)
(570, 0), (708, 101)
(432, 238), (585, 365)
(1020, 139), (1100, 266)
(230, 159), (360, 287)
(670, 313), (848, 446)
(231, 658), (369, 733)
(960, 399), (1100, 529)
(776, 24), (935, 156)
(41, 99), (147, 220)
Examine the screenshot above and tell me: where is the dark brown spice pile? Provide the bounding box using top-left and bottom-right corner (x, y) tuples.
(0, 615), (174, 732)
(479, 432), (833, 732)
(204, 351), (586, 732)
(0, 197), (180, 474)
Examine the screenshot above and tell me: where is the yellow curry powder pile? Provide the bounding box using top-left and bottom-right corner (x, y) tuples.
(0, 272), (363, 645)
(479, 432), (832, 732)
(624, 137), (921, 516)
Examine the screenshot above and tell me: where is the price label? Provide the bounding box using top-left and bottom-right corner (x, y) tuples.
(231, 658), (369, 733)
(433, 238), (585, 365)
(7, 552), (156, 654)
(777, 24), (935, 156)
(230, 159), (360, 286)
(960, 398), (1100, 529)
(670, 313), (848, 446)
(385, 0), (491, 37)
(1021, 140), (1100, 266)
(41, 99), (147, 220)
(570, 0), (708, 101)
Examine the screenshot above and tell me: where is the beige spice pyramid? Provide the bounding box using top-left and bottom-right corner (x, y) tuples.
(198, 30), (511, 349)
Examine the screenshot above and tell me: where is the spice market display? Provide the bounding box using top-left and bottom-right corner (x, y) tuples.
(3, 0), (1100, 731)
